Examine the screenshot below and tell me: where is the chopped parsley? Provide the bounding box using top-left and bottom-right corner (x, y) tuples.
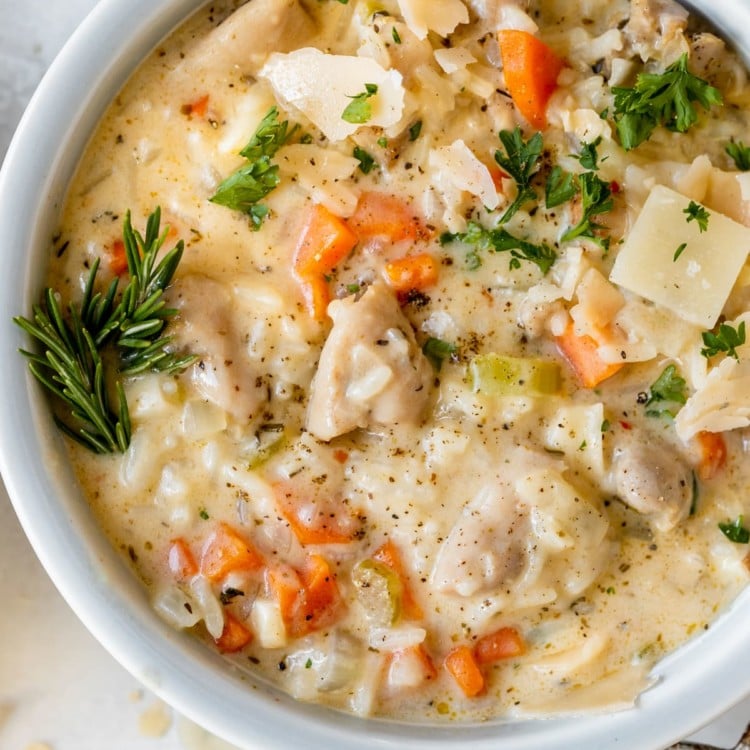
(377, 136), (388, 147)
(545, 166), (578, 209)
(353, 146), (376, 174)
(442, 220), (557, 274)
(644, 364), (687, 418)
(422, 337), (457, 371)
(494, 127), (543, 224)
(409, 120), (423, 141)
(577, 136), (604, 170)
(560, 171), (613, 249)
(601, 419), (611, 433)
(726, 139), (750, 171)
(199, 507), (210, 520)
(611, 54), (723, 150)
(673, 242), (687, 261)
(342, 83), (378, 124)
(684, 200), (710, 232)
(719, 516), (750, 544)
(701, 321), (746, 360)
(210, 107), (296, 229)
(392, 27), (402, 44)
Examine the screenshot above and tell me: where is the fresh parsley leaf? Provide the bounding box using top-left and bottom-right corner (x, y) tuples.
(210, 107), (294, 229)
(494, 128), (543, 223)
(392, 26), (402, 44)
(545, 165), (578, 208)
(673, 242), (687, 261)
(422, 337), (457, 371)
(560, 172), (613, 248)
(353, 146), (376, 174)
(342, 83), (378, 124)
(409, 120), (423, 141)
(719, 516), (750, 544)
(377, 136), (388, 147)
(644, 364), (687, 418)
(701, 321), (746, 360)
(578, 136), (603, 170)
(726, 139), (750, 171)
(443, 220), (557, 274)
(612, 54), (723, 150)
(684, 200), (710, 232)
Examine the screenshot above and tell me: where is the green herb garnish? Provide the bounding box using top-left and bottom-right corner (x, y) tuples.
(210, 107), (295, 229)
(422, 337), (457, 371)
(494, 128), (543, 224)
(342, 83), (378, 124)
(644, 364), (687, 418)
(408, 120), (423, 141)
(545, 165), (578, 208)
(719, 516), (750, 544)
(14, 208), (195, 454)
(684, 200), (710, 232)
(353, 146), (376, 174)
(442, 220), (557, 274)
(392, 27), (402, 44)
(701, 321), (746, 360)
(726, 139), (750, 171)
(578, 136), (603, 170)
(673, 242), (687, 261)
(560, 172), (613, 249)
(611, 54), (723, 150)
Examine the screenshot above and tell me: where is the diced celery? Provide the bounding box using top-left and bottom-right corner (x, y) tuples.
(351, 559), (403, 627)
(469, 353), (560, 396)
(243, 424), (286, 470)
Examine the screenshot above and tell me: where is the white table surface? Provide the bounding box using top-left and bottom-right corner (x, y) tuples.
(0, 2), (749, 749)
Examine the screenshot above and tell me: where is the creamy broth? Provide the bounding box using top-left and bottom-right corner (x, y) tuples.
(38, 0), (750, 722)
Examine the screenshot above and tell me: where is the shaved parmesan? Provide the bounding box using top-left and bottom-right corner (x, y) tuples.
(434, 47), (476, 74)
(259, 48), (405, 143)
(395, 0), (469, 40)
(610, 185), (750, 328)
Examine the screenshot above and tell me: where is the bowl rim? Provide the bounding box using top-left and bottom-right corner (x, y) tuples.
(2, 0), (750, 748)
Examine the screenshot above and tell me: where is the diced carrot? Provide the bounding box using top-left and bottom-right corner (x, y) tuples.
(200, 522), (264, 582)
(384, 253), (439, 295)
(215, 611), (253, 653)
(474, 626), (526, 665)
(695, 431), (727, 481)
(347, 192), (430, 244)
(555, 320), (625, 388)
(293, 203), (358, 278)
(372, 540), (423, 620)
(297, 273), (332, 321)
(444, 645), (485, 697)
(267, 555), (343, 637)
(182, 94), (210, 118)
(168, 538), (198, 580)
(274, 481), (357, 545)
(108, 239), (128, 276)
(497, 29), (564, 129)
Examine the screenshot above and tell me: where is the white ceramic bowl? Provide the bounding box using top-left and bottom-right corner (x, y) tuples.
(2, 1), (750, 748)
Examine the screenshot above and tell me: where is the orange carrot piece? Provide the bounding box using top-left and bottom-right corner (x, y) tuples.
(474, 627), (526, 665)
(695, 431), (727, 481)
(347, 192), (429, 243)
(297, 273), (333, 321)
(200, 523), (264, 582)
(385, 253), (439, 295)
(215, 612), (253, 653)
(168, 538), (198, 580)
(108, 239), (128, 276)
(444, 645), (485, 697)
(274, 481), (356, 545)
(497, 30), (564, 129)
(266, 564), (304, 624)
(182, 94), (210, 118)
(555, 320), (624, 388)
(293, 203), (358, 278)
(372, 540), (423, 620)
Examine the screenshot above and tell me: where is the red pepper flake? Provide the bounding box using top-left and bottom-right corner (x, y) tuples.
(610, 180), (621, 194)
(333, 449), (349, 464)
(619, 420), (632, 430)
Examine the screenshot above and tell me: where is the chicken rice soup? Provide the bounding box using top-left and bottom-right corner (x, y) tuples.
(20, 0), (750, 722)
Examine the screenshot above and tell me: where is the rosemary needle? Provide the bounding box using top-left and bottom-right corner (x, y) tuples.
(14, 207), (196, 454)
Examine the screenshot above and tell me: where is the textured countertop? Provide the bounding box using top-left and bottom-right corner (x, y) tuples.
(0, 1), (749, 749)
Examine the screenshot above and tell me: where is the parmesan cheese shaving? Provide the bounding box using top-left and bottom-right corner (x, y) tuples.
(395, 0), (469, 40)
(259, 48), (405, 142)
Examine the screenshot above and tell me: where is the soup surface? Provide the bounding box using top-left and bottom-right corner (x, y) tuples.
(30, 0), (750, 722)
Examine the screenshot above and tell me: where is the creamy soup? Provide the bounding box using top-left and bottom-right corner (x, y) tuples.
(22, 0), (750, 723)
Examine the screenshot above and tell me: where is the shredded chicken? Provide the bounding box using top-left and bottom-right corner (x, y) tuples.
(306, 282), (432, 441)
(624, 0), (688, 62)
(611, 431), (692, 532)
(169, 274), (267, 422)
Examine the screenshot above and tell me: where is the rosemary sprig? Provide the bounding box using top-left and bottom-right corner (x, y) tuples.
(14, 207), (195, 453)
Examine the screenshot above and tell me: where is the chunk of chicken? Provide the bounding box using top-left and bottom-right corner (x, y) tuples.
(611, 431), (692, 532)
(177, 0), (317, 82)
(624, 0), (688, 62)
(306, 282), (432, 441)
(169, 274), (266, 422)
(431, 483), (527, 597)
